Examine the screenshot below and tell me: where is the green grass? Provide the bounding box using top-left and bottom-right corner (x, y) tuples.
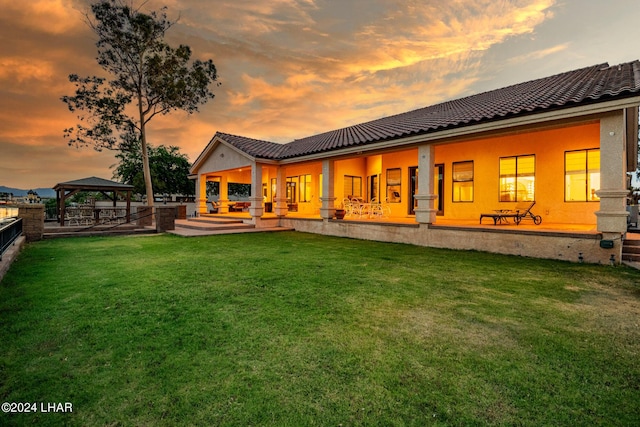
(1, 232), (639, 426)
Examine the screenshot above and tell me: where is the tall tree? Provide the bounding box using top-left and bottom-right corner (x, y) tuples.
(62, 0), (218, 207)
(113, 142), (194, 196)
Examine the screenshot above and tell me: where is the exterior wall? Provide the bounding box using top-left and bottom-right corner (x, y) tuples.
(199, 143), (252, 173)
(281, 162), (323, 215)
(281, 218), (611, 264)
(435, 122), (600, 224)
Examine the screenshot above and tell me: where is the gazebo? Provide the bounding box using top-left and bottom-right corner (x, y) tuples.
(53, 177), (134, 226)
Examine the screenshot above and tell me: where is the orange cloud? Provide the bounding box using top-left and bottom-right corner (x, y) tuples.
(0, 0), (85, 35)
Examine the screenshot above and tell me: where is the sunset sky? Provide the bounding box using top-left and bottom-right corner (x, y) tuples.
(1, 0), (639, 190)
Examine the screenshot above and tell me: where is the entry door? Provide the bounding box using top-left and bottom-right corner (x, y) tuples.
(435, 164), (444, 216)
(409, 165), (444, 216)
(368, 175), (379, 202)
(409, 166), (418, 215)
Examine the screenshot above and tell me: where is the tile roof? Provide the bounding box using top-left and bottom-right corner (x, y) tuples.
(215, 133), (287, 160)
(216, 60), (640, 160)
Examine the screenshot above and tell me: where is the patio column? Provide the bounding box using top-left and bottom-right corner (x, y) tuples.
(320, 159), (336, 220)
(197, 174), (208, 215)
(595, 111), (629, 238)
(414, 144), (437, 224)
(249, 162), (264, 219)
(275, 166), (288, 216)
(219, 176), (230, 214)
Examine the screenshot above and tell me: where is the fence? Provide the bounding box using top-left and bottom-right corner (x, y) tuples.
(0, 218), (23, 261)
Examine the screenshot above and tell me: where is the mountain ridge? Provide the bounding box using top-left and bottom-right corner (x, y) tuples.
(0, 186), (56, 198)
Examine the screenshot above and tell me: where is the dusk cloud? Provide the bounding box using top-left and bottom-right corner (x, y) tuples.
(0, 0), (638, 189)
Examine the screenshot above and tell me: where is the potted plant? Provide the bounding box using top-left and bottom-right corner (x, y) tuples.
(334, 204), (346, 220)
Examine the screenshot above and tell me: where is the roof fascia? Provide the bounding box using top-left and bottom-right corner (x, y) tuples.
(278, 96), (640, 164)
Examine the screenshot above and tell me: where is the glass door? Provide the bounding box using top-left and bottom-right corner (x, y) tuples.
(409, 166), (418, 215)
(435, 164), (444, 215)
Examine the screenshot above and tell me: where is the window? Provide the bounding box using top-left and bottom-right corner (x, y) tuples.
(286, 176), (297, 203)
(344, 175), (362, 198)
(499, 155), (535, 202)
(452, 161), (473, 202)
(386, 168), (401, 202)
(271, 178), (277, 202)
(299, 174), (312, 202)
(565, 149), (600, 201)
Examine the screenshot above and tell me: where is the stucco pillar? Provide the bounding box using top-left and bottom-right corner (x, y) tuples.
(275, 166), (288, 216)
(414, 144), (437, 224)
(249, 163), (264, 219)
(595, 111), (629, 235)
(197, 174), (208, 215)
(218, 176), (230, 214)
(320, 159), (336, 220)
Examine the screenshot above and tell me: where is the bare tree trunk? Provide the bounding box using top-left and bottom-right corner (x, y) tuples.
(140, 123), (154, 208)
(138, 92), (154, 208)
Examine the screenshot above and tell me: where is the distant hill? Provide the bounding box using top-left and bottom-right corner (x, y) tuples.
(0, 186), (56, 198)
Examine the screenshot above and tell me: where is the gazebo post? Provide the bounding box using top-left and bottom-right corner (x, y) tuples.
(126, 191), (131, 223)
(59, 189), (66, 226)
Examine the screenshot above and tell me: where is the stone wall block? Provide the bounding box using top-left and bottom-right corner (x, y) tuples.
(156, 206), (176, 232)
(17, 204), (44, 242)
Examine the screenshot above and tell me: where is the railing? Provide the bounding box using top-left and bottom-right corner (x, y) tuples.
(0, 217), (23, 261)
(70, 208), (155, 233)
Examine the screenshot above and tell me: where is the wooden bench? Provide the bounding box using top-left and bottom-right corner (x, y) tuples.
(480, 201), (542, 225)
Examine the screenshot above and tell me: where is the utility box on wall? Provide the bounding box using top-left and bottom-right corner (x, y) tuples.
(599, 240), (614, 249)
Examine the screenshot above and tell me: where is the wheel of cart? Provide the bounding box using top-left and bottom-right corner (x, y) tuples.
(533, 215), (542, 225)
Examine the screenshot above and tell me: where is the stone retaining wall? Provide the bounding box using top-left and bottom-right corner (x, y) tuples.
(280, 218), (615, 264)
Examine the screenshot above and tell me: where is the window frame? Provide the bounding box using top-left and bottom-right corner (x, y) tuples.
(452, 160), (474, 203)
(386, 168), (402, 203)
(499, 154), (535, 202)
(564, 148), (600, 202)
(344, 175), (362, 199)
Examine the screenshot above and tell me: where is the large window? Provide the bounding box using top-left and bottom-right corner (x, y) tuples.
(452, 161), (473, 202)
(286, 177), (297, 204)
(286, 175), (312, 203)
(344, 175), (362, 198)
(299, 174), (312, 202)
(565, 149), (600, 201)
(499, 155), (535, 202)
(386, 168), (401, 202)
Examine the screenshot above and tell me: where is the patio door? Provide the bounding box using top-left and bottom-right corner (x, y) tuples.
(409, 165), (444, 216)
(409, 166), (418, 215)
(435, 164), (444, 216)
(368, 174), (379, 202)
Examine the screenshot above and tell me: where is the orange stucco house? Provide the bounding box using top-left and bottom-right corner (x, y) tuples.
(190, 61), (640, 264)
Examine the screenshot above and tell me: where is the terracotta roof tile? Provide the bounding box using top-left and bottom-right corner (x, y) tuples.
(219, 61), (640, 160)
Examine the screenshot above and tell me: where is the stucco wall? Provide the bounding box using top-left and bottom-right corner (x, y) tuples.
(199, 143), (253, 173)
(435, 122), (601, 224)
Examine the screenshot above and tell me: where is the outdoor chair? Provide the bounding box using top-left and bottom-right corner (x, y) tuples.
(342, 198), (354, 217)
(480, 201), (542, 225)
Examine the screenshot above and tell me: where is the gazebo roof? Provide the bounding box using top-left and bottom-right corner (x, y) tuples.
(53, 176), (133, 192)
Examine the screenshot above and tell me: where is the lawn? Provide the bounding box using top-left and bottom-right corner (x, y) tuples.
(1, 231), (639, 426)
